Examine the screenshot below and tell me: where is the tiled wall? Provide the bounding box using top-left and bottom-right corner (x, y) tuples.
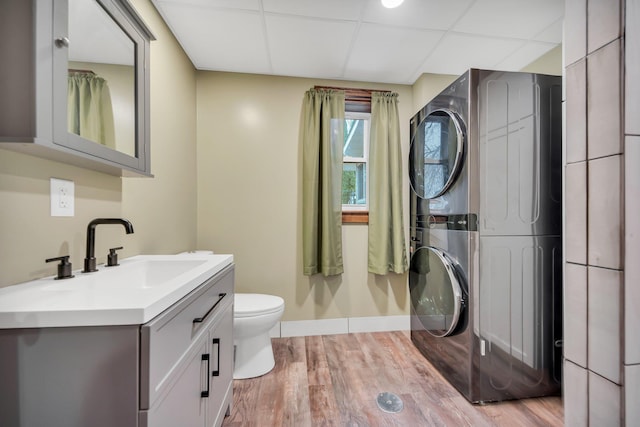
(563, 0), (640, 425)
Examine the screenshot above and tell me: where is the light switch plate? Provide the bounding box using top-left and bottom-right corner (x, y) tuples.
(50, 178), (74, 217)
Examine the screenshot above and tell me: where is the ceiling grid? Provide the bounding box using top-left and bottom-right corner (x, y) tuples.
(151, 0), (564, 84)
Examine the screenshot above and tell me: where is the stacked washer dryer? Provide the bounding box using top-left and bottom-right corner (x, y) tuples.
(409, 69), (563, 403)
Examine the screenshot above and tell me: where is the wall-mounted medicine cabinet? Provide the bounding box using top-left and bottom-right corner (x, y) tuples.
(0, 0), (155, 176)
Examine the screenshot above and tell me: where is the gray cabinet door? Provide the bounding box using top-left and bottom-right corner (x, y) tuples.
(207, 302), (234, 427)
(142, 338), (208, 427)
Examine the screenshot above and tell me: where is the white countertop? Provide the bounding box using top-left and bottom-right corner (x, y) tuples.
(0, 254), (233, 329)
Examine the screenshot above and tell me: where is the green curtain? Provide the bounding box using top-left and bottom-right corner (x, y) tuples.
(368, 92), (408, 275)
(301, 89), (345, 276)
(67, 73), (116, 149)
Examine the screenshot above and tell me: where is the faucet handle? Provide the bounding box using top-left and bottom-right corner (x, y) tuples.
(107, 247), (123, 267)
(45, 255), (75, 280)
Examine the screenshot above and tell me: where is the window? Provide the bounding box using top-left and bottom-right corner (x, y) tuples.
(342, 112), (370, 223)
(313, 85), (391, 224)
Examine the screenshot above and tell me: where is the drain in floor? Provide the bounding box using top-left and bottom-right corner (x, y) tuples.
(376, 392), (404, 413)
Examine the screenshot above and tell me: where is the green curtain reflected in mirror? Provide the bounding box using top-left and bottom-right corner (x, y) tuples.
(67, 72), (115, 149)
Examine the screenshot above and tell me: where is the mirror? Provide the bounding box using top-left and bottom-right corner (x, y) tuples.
(67, 0), (136, 157)
(409, 109), (465, 199)
(50, 0), (154, 174)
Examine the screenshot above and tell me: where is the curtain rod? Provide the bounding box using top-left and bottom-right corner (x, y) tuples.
(313, 86), (393, 112)
(68, 68), (95, 74)
(314, 86), (391, 107)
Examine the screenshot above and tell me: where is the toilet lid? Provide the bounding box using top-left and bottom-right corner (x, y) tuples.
(234, 293), (284, 318)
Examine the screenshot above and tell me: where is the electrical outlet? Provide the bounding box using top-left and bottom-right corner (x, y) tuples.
(51, 178), (74, 217)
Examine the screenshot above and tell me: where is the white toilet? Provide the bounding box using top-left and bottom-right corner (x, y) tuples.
(233, 293), (285, 379)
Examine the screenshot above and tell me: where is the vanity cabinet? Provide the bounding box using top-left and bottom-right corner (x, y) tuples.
(140, 265), (234, 427)
(141, 305), (233, 427)
(0, 264), (235, 427)
(0, 0), (154, 176)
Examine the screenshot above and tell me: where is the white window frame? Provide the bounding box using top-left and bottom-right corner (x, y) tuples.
(342, 111), (370, 212)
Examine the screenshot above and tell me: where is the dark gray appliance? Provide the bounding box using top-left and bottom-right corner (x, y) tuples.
(409, 69), (563, 403)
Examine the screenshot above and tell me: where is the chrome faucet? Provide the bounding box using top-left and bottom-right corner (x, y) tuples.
(83, 218), (134, 273)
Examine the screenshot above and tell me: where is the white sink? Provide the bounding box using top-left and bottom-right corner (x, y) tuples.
(43, 258), (208, 291)
(0, 254), (234, 329)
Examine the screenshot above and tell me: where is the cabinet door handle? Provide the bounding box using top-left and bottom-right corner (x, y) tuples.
(212, 338), (220, 377)
(193, 293), (226, 324)
(201, 354), (210, 398)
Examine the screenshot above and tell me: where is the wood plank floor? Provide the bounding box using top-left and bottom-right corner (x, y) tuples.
(222, 331), (563, 427)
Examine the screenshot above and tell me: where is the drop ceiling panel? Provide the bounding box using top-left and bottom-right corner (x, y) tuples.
(454, 0), (565, 40)
(151, 0), (565, 84)
(534, 18), (564, 43)
(155, 3), (271, 74)
(419, 33), (524, 76)
(265, 15), (357, 79)
(361, 0), (475, 30)
(263, 0), (365, 20)
(344, 24), (444, 83)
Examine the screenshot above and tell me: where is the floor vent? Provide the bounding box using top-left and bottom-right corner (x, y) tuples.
(376, 392), (403, 413)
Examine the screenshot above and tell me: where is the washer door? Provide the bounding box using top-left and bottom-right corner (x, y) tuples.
(409, 246), (464, 337)
(409, 109), (465, 199)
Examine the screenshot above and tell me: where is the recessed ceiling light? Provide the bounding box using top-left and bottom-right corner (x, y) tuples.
(381, 0), (404, 8)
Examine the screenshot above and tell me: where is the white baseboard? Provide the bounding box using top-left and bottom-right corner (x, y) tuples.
(269, 315), (409, 338)
(348, 315), (409, 333)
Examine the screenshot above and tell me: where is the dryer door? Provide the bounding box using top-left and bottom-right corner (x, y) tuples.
(409, 109), (465, 199)
(409, 246), (464, 337)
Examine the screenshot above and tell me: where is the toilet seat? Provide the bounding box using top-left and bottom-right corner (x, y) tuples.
(234, 293), (284, 318)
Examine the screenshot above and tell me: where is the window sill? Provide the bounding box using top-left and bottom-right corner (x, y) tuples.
(342, 211), (369, 224)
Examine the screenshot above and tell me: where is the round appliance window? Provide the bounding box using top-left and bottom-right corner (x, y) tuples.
(409, 109), (465, 199)
(409, 246), (464, 337)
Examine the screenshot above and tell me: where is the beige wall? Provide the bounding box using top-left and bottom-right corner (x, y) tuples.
(521, 45), (563, 75)
(0, 0), (198, 287)
(411, 73), (459, 114)
(196, 72), (415, 321)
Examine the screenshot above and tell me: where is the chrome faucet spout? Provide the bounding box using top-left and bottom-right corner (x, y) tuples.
(83, 218), (134, 273)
